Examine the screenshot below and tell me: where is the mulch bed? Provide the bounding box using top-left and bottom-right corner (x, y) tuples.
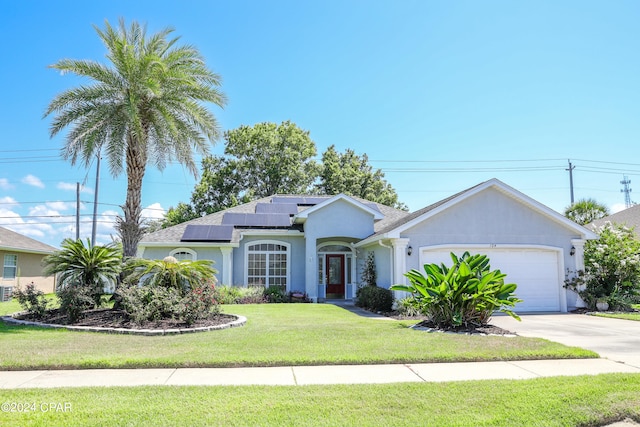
(382, 311), (515, 335)
(411, 319), (515, 335)
(15, 308), (236, 330)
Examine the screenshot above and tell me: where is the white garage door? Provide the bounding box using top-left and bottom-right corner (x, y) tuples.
(420, 247), (562, 312)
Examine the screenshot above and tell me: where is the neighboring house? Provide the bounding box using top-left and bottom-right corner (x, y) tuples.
(138, 178), (598, 312)
(0, 226), (58, 296)
(589, 204), (640, 237)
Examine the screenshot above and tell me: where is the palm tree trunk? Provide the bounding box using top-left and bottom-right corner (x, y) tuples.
(118, 137), (147, 258)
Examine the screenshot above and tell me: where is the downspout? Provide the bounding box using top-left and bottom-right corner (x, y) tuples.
(378, 240), (394, 286)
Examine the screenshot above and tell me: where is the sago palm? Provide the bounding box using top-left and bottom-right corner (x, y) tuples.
(45, 18), (226, 257)
(43, 238), (122, 307)
(126, 256), (218, 295)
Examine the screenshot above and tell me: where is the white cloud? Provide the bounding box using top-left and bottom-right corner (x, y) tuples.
(28, 205), (65, 222)
(141, 203), (166, 221)
(57, 182), (94, 194)
(46, 201), (74, 211)
(0, 178), (14, 190)
(21, 174), (45, 189)
(56, 208), (119, 246)
(0, 208), (52, 239)
(0, 197), (19, 207)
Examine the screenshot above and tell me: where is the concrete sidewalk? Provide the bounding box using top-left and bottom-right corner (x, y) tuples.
(1, 359), (638, 389)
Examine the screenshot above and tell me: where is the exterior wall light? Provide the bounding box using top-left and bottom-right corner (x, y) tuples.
(407, 245), (413, 256)
(570, 246), (576, 256)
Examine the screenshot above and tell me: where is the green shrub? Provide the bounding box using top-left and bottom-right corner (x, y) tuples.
(565, 222), (640, 311)
(356, 285), (394, 312)
(214, 285), (267, 304)
(264, 286), (287, 303)
(120, 281), (219, 326)
(43, 238), (122, 308)
(12, 283), (49, 318)
(214, 285), (245, 304)
(238, 286), (268, 304)
(391, 252), (522, 328)
(57, 285), (95, 323)
(119, 284), (180, 323)
(121, 257), (220, 325)
(396, 296), (421, 317)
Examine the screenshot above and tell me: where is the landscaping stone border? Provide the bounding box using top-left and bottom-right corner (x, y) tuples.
(0, 314), (247, 336)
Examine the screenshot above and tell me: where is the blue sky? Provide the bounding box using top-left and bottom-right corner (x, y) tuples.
(2, 0), (640, 248)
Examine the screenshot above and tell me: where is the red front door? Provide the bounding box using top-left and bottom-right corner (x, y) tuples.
(326, 254), (345, 298)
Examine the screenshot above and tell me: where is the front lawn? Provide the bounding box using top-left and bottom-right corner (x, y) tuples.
(0, 303), (595, 370)
(592, 304), (640, 321)
(0, 374), (638, 426)
(594, 312), (640, 321)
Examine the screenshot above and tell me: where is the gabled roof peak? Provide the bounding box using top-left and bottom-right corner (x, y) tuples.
(293, 193), (385, 223)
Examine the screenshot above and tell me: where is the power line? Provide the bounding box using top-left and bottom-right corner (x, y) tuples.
(0, 148), (59, 153)
(371, 158), (567, 163)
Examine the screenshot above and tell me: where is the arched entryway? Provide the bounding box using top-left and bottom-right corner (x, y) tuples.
(317, 242), (356, 299)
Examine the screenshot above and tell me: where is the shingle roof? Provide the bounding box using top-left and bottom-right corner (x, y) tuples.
(0, 226), (58, 254)
(589, 204), (640, 236)
(140, 194), (410, 244)
(368, 181), (486, 237)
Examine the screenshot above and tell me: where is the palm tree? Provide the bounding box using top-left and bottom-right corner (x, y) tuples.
(43, 238), (122, 307)
(564, 198), (610, 225)
(126, 256), (218, 295)
(45, 19), (226, 257)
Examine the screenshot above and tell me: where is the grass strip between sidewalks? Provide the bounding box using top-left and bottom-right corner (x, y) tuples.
(0, 374), (639, 426)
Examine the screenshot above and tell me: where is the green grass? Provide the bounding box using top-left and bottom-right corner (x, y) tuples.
(0, 293), (59, 316)
(0, 303), (595, 370)
(0, 374), (638, 426)
(0, 297), (23, 316)
(594, 312), (640, 321)
(592, 304), (640, 321)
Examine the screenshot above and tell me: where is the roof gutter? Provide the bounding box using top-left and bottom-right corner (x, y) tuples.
(0, 246), (56, 255)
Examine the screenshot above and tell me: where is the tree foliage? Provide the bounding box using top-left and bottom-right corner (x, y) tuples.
(45, 19), (226, 257)
(564, 198), (609, 225)
(43, 238), (122, 308)
(160, 123), (407, 228)
(225, 121), (319, 197)
(566, 222), (640, 310)
(317, 145), (406, 209)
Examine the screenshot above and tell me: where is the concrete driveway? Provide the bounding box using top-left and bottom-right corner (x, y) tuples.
(490, 313), (640, 369)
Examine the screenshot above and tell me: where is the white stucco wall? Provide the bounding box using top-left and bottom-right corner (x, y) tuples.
(401, 189), (582, 275)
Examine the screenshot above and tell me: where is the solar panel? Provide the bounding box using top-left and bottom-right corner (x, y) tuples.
(271, 196), (327, 206)
(181, 225), (234, 242)
(222, 213), (291, 227)
(255, 202), (298, 215)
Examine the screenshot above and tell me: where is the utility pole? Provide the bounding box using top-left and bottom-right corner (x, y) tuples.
(91, 152), (101, 247)
(566, 159), (575, 205)
(621, 175), (632, 208)
(76, 182), (80, 240)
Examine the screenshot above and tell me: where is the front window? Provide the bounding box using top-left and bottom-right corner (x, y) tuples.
(170, 249), (196, 261)
(247, 242), (288, 288)
(3, 254), (17, 279)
